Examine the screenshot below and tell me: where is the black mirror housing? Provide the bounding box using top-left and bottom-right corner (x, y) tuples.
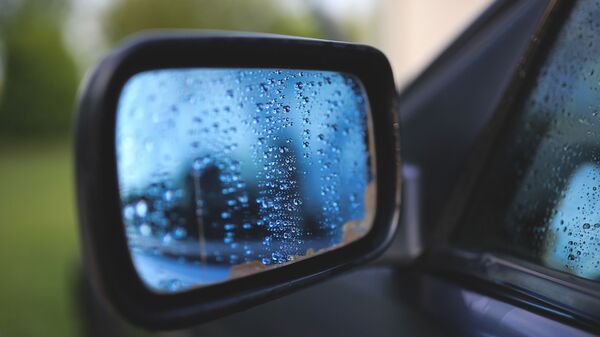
(75, 32), (401, 330)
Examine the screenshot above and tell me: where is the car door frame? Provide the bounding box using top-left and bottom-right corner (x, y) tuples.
(422, 0), (600, 333)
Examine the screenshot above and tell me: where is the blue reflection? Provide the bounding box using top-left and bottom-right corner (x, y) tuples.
(116, 68), (374, 292)
(545, 163), (600, 279)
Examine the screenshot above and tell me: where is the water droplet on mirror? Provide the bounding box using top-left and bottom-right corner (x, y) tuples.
(135, 200), (148, 217)
(139, 223), (152, 236)
(271, 251), (283, 262)
(123, 205), (135, 220)
(172, 227), (187, 239)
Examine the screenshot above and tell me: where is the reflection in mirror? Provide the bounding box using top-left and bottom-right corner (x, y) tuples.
(116, 68), (375, 293)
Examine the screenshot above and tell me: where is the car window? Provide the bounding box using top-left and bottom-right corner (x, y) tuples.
(453, 0), (600, 282)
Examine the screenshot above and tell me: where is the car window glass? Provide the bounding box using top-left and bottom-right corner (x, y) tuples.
(454, 0), (600, 281)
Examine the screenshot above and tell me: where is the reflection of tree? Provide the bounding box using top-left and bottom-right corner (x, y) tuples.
(257, 134), (304, 261)
(180, 134), (333, 267)
(268, 132), (333, 254)
(186, 159), (270, 265)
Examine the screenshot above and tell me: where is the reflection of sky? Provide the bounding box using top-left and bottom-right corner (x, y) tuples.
(116, 69), (370, 202)
(545, 163), (600, 280)
(116, 68), (373, 292)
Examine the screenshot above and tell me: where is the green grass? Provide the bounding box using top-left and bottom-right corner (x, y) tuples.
(0, 139), (79, 337)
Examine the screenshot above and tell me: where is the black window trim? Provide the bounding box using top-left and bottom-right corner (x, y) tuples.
(426, 248), (600, 332)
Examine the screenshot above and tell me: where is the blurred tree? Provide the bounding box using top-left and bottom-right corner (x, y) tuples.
(0, 0), (78, 137)
(103, 0), (324, 44)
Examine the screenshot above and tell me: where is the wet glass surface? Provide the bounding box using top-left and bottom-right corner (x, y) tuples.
(455, 1), (600, 281)
(116, 68), (375, 292)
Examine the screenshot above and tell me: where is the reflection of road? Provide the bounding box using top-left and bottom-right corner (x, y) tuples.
(132, 253), (229, 292)
(130, 229), (341, 292)
(131, 233), (333, 261)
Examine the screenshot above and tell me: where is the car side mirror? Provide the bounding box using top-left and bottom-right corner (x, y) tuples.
(75, 32), (401, 330)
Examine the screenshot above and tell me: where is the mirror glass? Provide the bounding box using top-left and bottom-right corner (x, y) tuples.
(116, 68), (376, 293)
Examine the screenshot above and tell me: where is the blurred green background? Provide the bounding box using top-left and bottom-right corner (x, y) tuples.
(0, 0), (363, 336)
